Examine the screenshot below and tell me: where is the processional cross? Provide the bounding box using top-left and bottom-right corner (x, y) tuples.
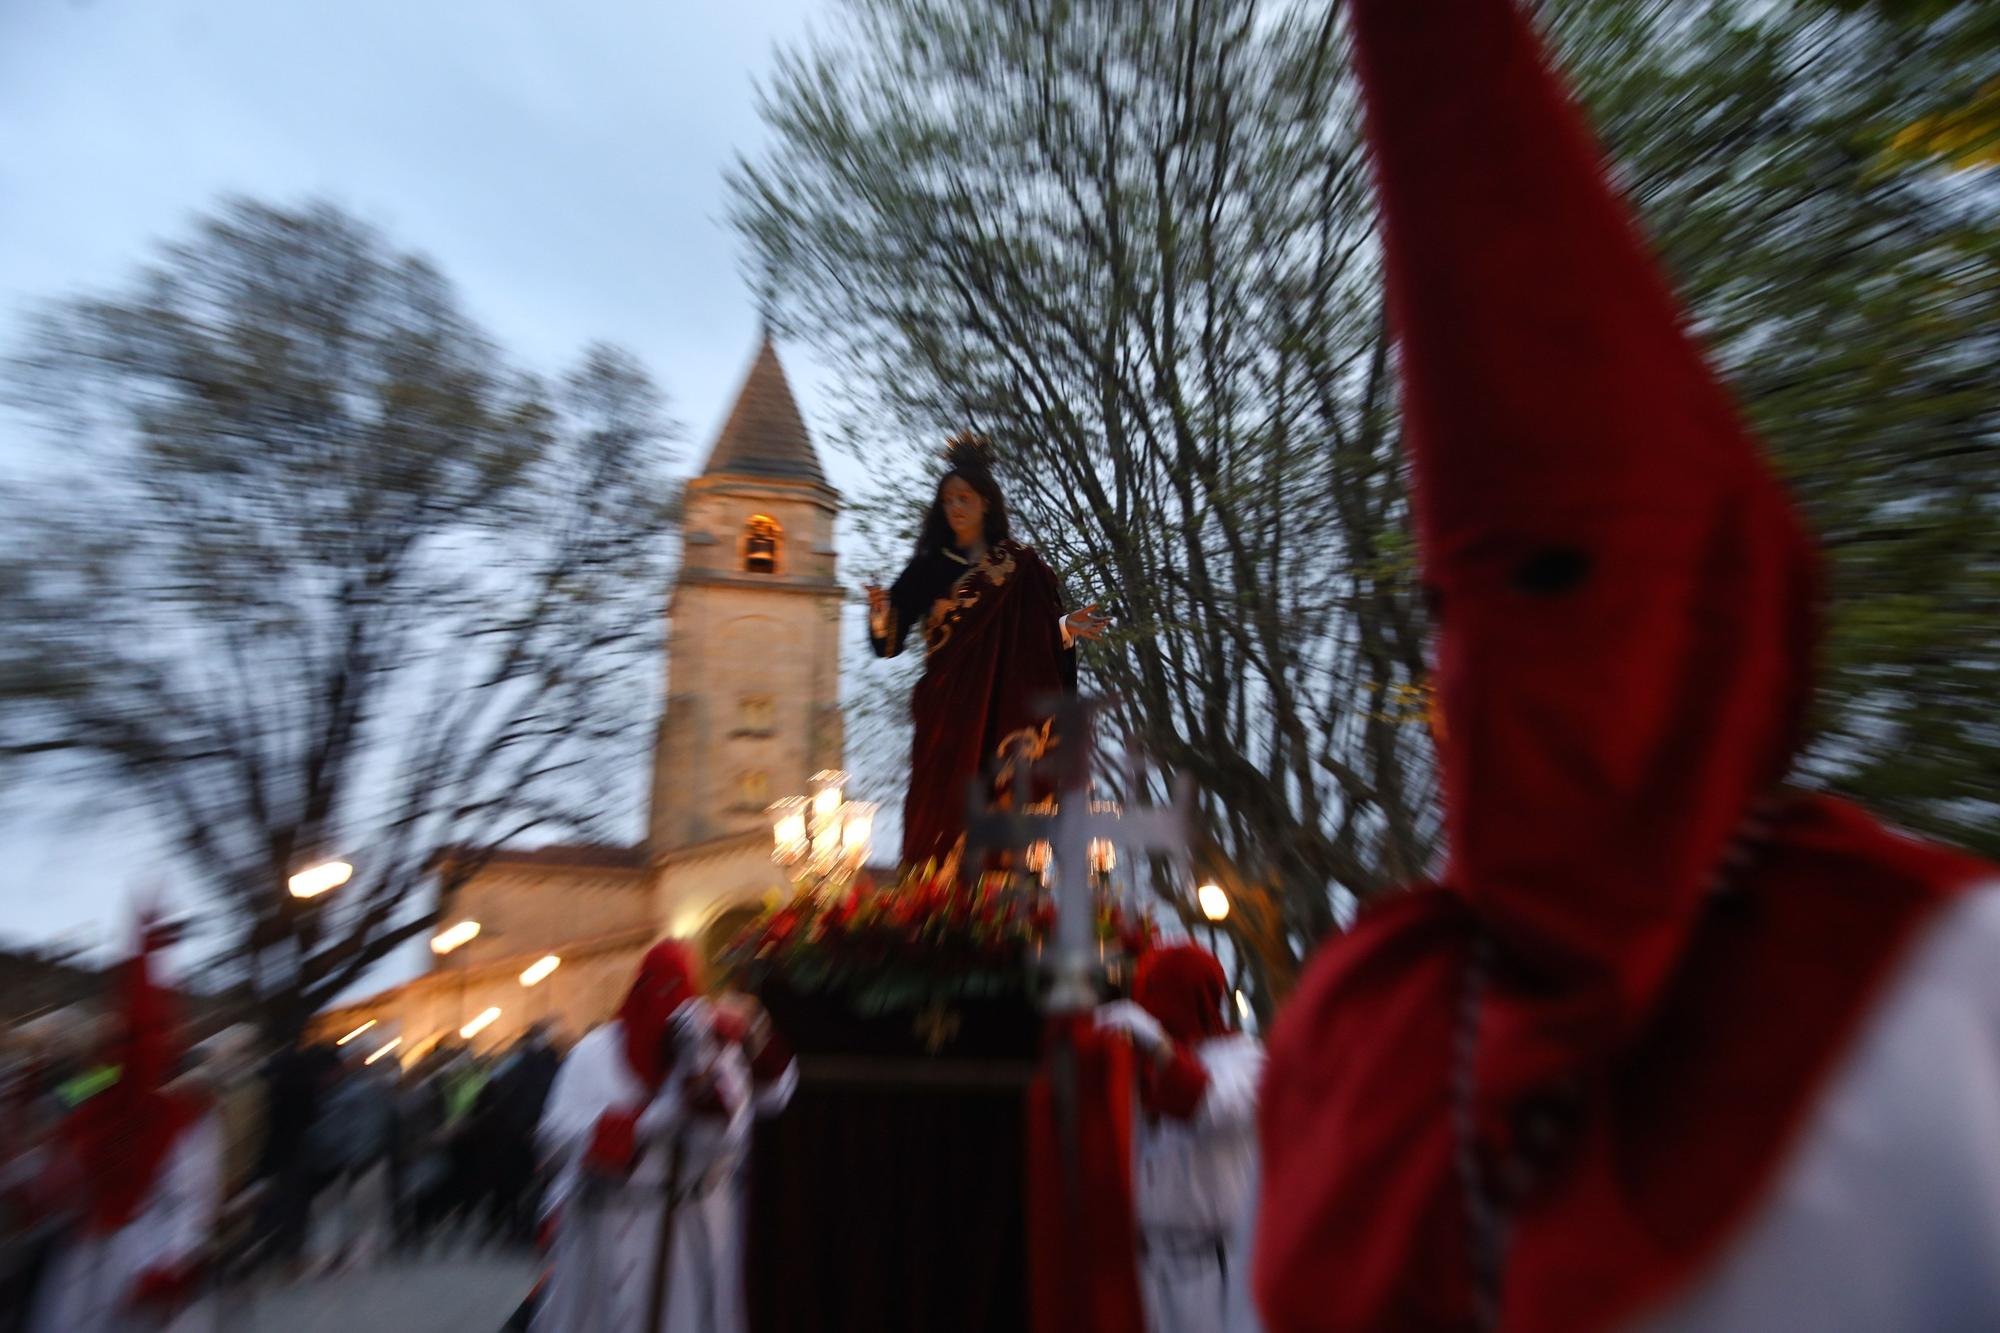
(963, 695), (1193, 1012)
(965, 697), (1191, 1326)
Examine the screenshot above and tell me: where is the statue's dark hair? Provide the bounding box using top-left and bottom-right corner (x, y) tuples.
(914, 432), (1010, 558)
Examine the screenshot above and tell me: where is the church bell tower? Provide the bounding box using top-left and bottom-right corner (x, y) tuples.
(648, 338), (844, 854)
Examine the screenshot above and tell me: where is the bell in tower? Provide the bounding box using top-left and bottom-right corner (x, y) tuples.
(744, 514), (781, 574)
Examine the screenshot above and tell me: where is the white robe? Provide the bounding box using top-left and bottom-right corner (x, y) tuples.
(713, 1059), (798, 1333)
(532, 1016), (776, 1333)
(1638, 880), (2000, 1332)
(1133, 1034), (1265, 1333)
(27, 1112), (222, 1333)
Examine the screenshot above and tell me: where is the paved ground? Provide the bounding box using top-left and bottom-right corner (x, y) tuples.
(214, 1253), (540, 1333)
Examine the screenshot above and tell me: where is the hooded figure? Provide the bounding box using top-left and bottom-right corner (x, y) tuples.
(1254, 3), (2000, 1331)
(29, 921), (221, 1333)
(531, 941), (792, 1333)
(1098, 945), (1264, 1333)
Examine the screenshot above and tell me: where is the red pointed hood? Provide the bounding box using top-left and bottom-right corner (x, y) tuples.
(65, 916), (200, 1234)
(1255, 4), (1992, 1331)
(1134, 944), (1228, 1048)
(620, 940), (701, 1088)
(1359, 0), (1817, 1050)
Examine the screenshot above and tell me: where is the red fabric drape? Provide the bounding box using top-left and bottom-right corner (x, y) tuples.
(902, 540), (1072, 868)
(1026, 1014), (1145, 1333)
(1139, 1049), (1211, 1124)
(65, 921), (201, 1235)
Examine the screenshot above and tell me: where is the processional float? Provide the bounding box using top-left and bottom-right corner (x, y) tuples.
(734, 694), (1195, 1333)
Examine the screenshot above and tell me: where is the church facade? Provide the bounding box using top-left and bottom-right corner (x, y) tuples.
(314, 340), (845, 1058)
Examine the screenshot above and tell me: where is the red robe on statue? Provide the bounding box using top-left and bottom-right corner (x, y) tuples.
(871, 537), (1076, 868)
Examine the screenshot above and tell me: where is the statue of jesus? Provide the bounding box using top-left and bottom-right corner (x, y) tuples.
(865, 436), (1109, 869)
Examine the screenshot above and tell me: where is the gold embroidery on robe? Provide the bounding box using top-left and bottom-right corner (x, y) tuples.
(994, 717), (1055, 765)
(989, 720), (1056, 821)
(925, 545), (1017, 658)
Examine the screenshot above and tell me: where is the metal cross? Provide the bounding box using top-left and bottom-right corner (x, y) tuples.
(965, 694), (1192, 1012)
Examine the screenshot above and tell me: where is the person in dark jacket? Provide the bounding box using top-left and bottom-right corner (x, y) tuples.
(481, 1026), (561, 1247)
(254, 1041), (337, 1273)
(305, 1045), (397, 1273)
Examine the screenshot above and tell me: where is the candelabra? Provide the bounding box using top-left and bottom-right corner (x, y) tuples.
(769, 769), (877, 893)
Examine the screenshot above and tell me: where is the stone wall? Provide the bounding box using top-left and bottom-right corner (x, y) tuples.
(433, 861), (652, 975)
(656, 832), (792, 963)
(651, 471), (845, 851)
(313, 927), (655, 1059)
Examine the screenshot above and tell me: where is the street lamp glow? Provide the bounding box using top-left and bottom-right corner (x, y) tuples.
(1197, 883), (1230, 922)
(430, 920), (481, 955)
(460, 1007), (501, 1040)
(335, 1019), (377, 1047)
(288, 860), (353, 898)
(520, 954), (561, 987)
(364, 1037), (403, 1066)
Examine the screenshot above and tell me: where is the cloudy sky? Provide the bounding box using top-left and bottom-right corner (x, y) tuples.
(0, 0), (889, 962)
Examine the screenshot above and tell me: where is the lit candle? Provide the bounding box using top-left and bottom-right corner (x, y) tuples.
(841, 803), (876, 856)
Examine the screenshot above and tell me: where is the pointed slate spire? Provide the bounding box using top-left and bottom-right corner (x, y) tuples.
(699, 337), (826, 485)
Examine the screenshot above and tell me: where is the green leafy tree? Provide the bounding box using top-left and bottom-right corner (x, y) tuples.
(1548, 0), (2000, 859)
(1793, 0), (2000, 168)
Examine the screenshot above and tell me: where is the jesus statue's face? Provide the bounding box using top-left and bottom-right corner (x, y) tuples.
(941, 475), (988, 547)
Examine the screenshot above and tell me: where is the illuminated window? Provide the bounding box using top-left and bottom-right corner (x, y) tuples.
(744, 515), (781, 574)
(739, 769), (770, 805)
